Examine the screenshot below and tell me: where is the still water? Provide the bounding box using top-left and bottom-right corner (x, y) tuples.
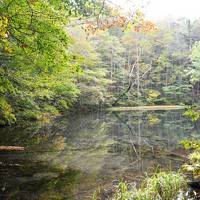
(0, 109), (199, 199)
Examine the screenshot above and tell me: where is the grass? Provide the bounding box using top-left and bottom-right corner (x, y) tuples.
(112, 172), (187, 200)
(107, 105), (185, 112)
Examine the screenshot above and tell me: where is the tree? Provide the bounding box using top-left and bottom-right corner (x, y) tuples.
(0, 0), (81, 125)
(68, 27), (113, 106)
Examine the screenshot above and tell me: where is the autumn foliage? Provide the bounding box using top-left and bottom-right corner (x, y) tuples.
(84, 10), (157, 35)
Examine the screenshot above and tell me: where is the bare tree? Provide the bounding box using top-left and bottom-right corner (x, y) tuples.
(113, 48), (151, 106)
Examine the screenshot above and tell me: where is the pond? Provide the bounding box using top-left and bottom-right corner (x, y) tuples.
(0, 109), (199, 200)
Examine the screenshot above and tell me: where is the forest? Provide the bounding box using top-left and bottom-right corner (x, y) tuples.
(1, 0), (200, 199)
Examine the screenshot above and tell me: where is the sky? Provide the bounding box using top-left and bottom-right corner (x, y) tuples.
(108, 0), (200, 20)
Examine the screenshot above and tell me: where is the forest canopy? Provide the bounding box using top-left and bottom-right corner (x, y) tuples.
(0, 0), (200, 125)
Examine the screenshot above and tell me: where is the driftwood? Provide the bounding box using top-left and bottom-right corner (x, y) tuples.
(0, 146), (25, 151)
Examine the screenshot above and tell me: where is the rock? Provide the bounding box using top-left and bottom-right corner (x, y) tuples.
(112, 179), (119, 186)
(188, 179), (200, 189)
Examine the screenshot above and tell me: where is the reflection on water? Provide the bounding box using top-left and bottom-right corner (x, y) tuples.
(0, 110), (199, 199)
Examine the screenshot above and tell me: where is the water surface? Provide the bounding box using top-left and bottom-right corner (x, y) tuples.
(0, 109), (199, 199)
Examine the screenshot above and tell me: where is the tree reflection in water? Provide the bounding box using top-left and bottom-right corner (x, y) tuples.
(0, 110), (199, 199)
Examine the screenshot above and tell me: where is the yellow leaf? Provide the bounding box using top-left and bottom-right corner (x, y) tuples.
(0, 16), (8, 38)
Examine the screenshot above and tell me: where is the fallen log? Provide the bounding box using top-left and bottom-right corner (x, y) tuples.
(0, 146), (25, 151)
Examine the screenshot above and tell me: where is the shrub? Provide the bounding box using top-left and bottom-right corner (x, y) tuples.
(179, 139), (200, 150)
